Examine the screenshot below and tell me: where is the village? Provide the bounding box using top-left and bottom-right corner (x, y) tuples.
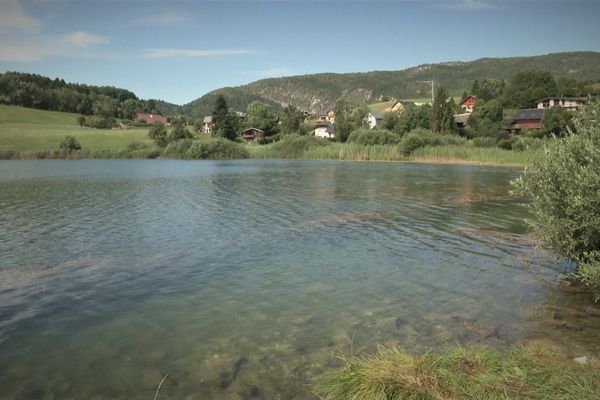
(132, 92), (588, 144)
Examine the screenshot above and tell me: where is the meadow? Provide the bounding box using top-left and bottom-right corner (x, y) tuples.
(0, 105), (152, 151)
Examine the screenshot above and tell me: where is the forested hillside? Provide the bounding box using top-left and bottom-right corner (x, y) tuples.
(181, 51), (600, 116)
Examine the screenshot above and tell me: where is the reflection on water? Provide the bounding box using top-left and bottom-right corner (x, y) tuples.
(0, 160), (598, 399)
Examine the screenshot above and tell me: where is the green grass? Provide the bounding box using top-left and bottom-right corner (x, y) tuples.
(315, 344), (600, 400)
(0, 105), (152, 151)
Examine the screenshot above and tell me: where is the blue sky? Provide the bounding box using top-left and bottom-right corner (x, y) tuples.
(1, 0), (599, 105)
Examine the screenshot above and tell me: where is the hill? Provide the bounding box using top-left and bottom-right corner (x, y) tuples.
(0, 105), (152, 151)
(181, 51), (600, 116)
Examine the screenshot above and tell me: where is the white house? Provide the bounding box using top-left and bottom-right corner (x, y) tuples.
(202, 116), (213, 133)
(535, 97), (586, 111)
(314, 121), (334, 138)
(365, 111), (384, 129)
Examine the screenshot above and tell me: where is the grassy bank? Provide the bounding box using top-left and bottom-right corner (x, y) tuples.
(410, 145), (538, 166)
(315, 344), (599, 400)
(249, 141), (538, 166)
(0, 105), (152, 151)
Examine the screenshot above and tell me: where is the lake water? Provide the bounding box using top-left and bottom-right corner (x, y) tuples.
(1, 160), (599, 399)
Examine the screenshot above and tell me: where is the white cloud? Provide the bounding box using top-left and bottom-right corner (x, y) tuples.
(134, 11), (188, 26)
(439, 0), (499, 10)
(142, 48), (259, 59)
(64, 31), (110, 47)
(0, 31), (110, 62)
(0, 0), (42, 32)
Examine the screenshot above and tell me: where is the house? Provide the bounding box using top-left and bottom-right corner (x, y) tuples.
(235, 111), (247, 119)
(460, 96), (477, 113)
(453, 113), (471, 128)
(506, 109), (545, 133)
(535, 96), (586, 111)
(241, 127), (264, 143)
(202, 116), (213, 134)
(387, 100), (415, 113)
(317, 110), (335, 124)
(314, 121), (334, 138)
(365, 111), (384, 129)
(135, 112), (167, 125)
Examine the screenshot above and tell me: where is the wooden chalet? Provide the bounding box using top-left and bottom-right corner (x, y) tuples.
(242, 127), (264, 143)
(460, 96), (477, 113)
(506, 109), (545, 133)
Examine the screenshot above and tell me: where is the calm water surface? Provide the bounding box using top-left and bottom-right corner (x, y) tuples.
(0, 160), (598, 399)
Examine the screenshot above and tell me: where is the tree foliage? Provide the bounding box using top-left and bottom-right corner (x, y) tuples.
(281, 104), (304, 134)
(148, 122), (168, 147)
(512, 101), (600, 301)
(503, 70), (558, 108)
(245, 101), (279, 137)
(59, 135), (81, 152)
(431, 86), (455, 133)
(333, 100), (353, 143)
(542, 106), (575, 137)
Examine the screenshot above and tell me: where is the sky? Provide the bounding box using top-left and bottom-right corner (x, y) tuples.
(1, 0), (599, 105)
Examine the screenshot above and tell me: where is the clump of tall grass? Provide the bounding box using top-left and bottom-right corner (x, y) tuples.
(347, 129), (400, 145)
(303, 143), (405, 161)
(315, 344), (600, 400)
(411, 145), (539, 166)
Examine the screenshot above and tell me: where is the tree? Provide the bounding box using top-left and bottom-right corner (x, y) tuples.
(76, 115), (86, 127)
(431, 86), (455, 133)
(542, 106), (575, 137)
(382, 112), (400, 131)
(169, 121), (193, 142)
(473, 79), (505, 102)
(120, 98), (139, 120)
(503, 70), (558, 108)
(148, 122), (168, 147)
(394, 104), (432, 135)
(334, 100), (353, 142)
(212, 95), (229, 131)
(92, 96), (119, 119)
(59, 135), (81, 152)
(512, 101), (600, 302)
(281, 104), (304, 134)
(469, 99), (504, 137)
(245, 101), (278, 137)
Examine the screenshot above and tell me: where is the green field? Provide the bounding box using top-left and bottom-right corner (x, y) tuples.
(0, 105), (152, 151)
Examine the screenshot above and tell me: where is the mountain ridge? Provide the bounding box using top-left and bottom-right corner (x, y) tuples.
(176, 51), (600, 117)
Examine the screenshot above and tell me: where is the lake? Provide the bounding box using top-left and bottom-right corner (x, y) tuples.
(0, 160), (598, 399)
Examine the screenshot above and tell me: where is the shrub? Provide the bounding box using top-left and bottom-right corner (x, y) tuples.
(472, 136), (497, 148)
(186, 137), (249, 160)
(399, 129), (466, 155)
(83, 116), (115, 129)
(163, 138), (194, 156)
(347, 128), (400, 145)
(512, 100), (600, 301)
(269, 134), (331, 158)
(148, 122), (168, 147)
(59, 135), (81, 152)
(510, 136), (544, 152)
(497, 138), (512, 150)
